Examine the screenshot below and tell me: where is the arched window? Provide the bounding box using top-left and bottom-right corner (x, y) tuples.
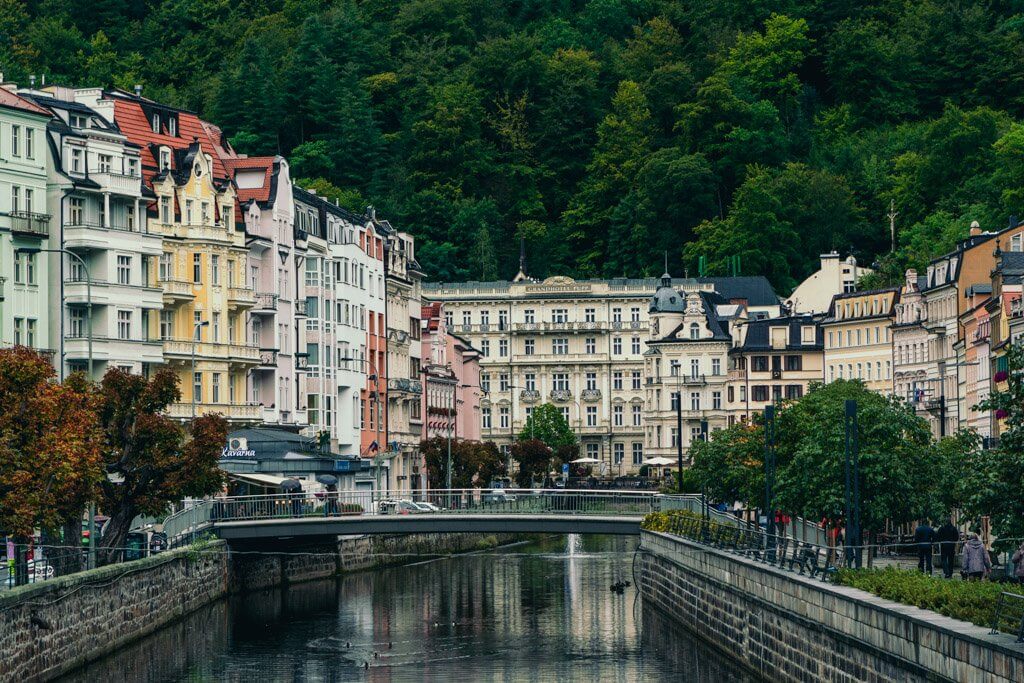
(689, 323), (700, 340)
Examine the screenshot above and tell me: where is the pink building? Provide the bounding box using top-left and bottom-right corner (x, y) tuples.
(421, 302), (482, 443)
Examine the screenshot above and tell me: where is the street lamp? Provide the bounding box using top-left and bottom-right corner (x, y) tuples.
(16, 247), (92, 378)
(191, 319), (210, 420)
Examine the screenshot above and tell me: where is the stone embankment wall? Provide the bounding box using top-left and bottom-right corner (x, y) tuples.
(1, 532), (525, 681)
(0, 542), (231, 682)
(638, 530), (1024, 682)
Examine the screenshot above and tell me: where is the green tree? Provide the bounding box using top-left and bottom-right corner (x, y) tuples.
(510, 438), (552, 487)
(689, 422), (765, 505)
(420, 437), (503, 489)
(519, 402), (576, 449)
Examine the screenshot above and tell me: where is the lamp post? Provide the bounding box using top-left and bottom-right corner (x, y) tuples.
(764, 404), (777, 561)
(16, 247), (92, 378)
(843, 399), (861, 568)
(191, 319), (210, 421)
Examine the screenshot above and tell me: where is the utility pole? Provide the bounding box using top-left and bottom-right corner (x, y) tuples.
(675, 391), (683, 494)
(888, 200), (899, 254)
(764, 404), (776, 561)
(844, 399), (861, 568)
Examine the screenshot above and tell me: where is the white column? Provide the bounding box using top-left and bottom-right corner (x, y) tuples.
(103, 192), (110, 228)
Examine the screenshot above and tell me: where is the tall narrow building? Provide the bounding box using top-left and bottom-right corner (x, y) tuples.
(105, 89), (260, 423)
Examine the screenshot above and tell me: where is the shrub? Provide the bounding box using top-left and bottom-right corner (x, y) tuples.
(836, 567), (1024, 633)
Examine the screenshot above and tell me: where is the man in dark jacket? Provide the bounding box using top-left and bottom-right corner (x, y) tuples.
(913, 519), (936, 574)
(935, 519), (959, 579)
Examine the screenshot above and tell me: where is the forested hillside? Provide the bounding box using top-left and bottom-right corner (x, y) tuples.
(4, 1), (1024, 290)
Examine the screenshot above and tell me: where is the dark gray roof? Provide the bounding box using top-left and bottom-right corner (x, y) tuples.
(998, 251), (1024, 274)
(697, 276), (779, 307)
(649, 273), (685, 313)
(226, 427), (341, 460)
(654, 291), (733, 343)
(733, 315), (823, 352)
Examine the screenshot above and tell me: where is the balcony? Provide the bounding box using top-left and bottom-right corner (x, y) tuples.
(581, 388), (602, 401)
(295, 353), (310, 371)
(519, 389), (541, 403)
(156, 222), (234, 243)
(1011, 297), (1023, 319)
(9, 211), (50, 238)
(160, 278), (195, 302)
(294, 299), (308, 317)
(549, 389), (572, 402)
(165, 402), (262, 423)
(253, 293), (279, 314)
(89, 171), (142, 196)
(258, 349), (278, 367)
(389, 377), (421, 395)
(228, 343), (260, 364)
(227, 286), (256, 309)
(610, 320), (645, 331)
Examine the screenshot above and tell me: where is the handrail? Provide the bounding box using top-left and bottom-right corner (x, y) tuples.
(990, 592), (1024, 642)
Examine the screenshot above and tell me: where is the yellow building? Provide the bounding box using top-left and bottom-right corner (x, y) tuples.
(109, 90), (259, 422)
(822, 288), (899, 395)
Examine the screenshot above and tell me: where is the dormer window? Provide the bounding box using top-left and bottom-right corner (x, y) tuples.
(98, 154), (112, 173)
(159, 148), (171, 171)
(168, 117), (177, 137)
(70, 147), (84, 174)
(127, 158), (138, 177)
(69, 113), (87, 129)
(689, 323), (700, 340)
(151, 113), (160, 133)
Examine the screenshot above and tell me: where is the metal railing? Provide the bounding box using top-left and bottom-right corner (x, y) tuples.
(9, 211), (50, 237)
(162, 500), (215, 548)
(205, 488), (663, 523)
(990, 592), (1024, 642)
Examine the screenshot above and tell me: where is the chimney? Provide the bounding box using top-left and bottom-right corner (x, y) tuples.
(134, 84), (142, 97)
(969, 220), (981, 237)
(29, 74), (35, 87)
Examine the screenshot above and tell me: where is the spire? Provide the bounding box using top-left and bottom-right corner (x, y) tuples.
(660, 251), (671, 286)
(513, 237), (530, 282)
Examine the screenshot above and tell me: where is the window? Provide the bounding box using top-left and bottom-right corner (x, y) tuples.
(631, 371), (641, 390)
(211, 255), (220, 286)
(211, 373), (221, 403)
(69, 114), (86, 128)
(586, 406), (597, 426)
(690, 392), (700, 411)
(98, 154), (112, 173)
(462, 311), (471, 327)
(117, 310), (131, 340)
(480, 374), (491, 393)
(552, 338), (568, 355)
(560, 407), (570, 423)
(632, 443), (643, 465)
(117, 255), (131, 285)
(752, 356), (769, 372)
(69, 309), (85, 338)
(499, 407), (510, 429)
(11, 124), (20, 156)
(552, 308), (568, 323)
(690, 323), (700, 340)
(70, 148), (83, 173)
(786, 385), (803, 399)
(159, 149), (171, 170)
(613, 372), (623, 391)
(160, 197), (171, 223)
(126, 204), (135, 230)
(613, 405), (624, 427)
(690, 359), (700, 379)
(671, 428), (679, 447)
(752, 386), (769, 402)
(480, 310), (490, 327)
(13, 318), (22, 345)
(168, 116), (177, 137)
(631, 307), (641, 322)
(482, 408), (491, 429)
(524, 339), (535, 355)
(552, 373), (569, 391)
(127, 158), (138, 177)
(631, 337), (641, 354)
(584, 308), (596, 323)
(201, 202), (210, 225)
(26, 319), (35, 347)
(499, 339), (508, 357)
(193, 253), (202, 282)
(613, 308), (622, 323)
(711, 358), (721, 376)
(614, 443), (624, 464)
(785, 355), (802, 371)
(632, 404), (642, 426)
(670, 360), (680, 377)
(151, 113), (160, 133)
(524, 373), (536, 391)
(160, 311), (173, 340)
(524, 309), (535, 324)
(498, 310), (508, 330)
(25, 128), (33, 159)
(212, 312), (221, 341)
(185, 199), (194, 224)
(24, 251), (36, 285)
(585, 372), (597, 391)
(10, 185), (19, 213)
(585, 337), (596, 354)
(712, 391), (722, 410)
(613, 337), (622, 354)
(23, 188), (33, 214)
(499, 374), (510, 392)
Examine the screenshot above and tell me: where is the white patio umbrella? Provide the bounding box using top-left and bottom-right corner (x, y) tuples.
(642, 457), (676, 466)
(569, 457), (601, 464)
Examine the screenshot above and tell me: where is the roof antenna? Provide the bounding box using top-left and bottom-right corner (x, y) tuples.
(887, 199), (898, 253)
(513, 237), (529, 282)
(664, 250), (668, 274)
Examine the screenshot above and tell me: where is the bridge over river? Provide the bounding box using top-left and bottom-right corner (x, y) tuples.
(162, 489), (730, 545)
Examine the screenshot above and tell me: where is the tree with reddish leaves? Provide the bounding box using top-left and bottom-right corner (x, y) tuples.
(0, 347), (104, 581)
(96, 368), (227, 565)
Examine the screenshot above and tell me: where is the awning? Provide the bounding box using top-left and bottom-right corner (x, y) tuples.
(228, 473), (291, 487)
(642, 457), (677, 466)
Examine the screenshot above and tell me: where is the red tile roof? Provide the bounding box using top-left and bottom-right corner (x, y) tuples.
(222, 156), (275, 205)
(109, 92), (232, 186)
(0, 88), (51, 117)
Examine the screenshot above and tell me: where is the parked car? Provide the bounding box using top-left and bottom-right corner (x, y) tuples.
(413, 501), (443, 512)
(482, 490), (518, 504)
(377, 499), (424, 515)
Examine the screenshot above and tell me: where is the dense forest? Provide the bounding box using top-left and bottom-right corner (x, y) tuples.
(5, 1), (1024, 291)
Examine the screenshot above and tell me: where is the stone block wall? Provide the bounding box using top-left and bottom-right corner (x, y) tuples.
(0, 542), (230, 683)
(639, 530), (1024, 683)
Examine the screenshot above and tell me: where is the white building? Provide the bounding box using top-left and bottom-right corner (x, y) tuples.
(786, 252), (869, 314)
(26, 86), (164, 378)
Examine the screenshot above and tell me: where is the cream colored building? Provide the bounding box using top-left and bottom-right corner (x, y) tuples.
(786, 252), (870, 314)
(822, 288), (898, 394)
(892, 270), (932, 416)
(422, 272), (779, 473)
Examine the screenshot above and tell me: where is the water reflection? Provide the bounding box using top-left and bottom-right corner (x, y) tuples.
(62, 536), (757, 682)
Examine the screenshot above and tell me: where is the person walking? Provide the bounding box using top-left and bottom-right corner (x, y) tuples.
(913, 519), (936, 574)
(1012, 541), (1024, 584)
(961, 532), (991, 580)
(935, 519), (959, 579)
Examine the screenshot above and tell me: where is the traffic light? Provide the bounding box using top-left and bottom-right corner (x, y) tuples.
(81, 528), (90, 546)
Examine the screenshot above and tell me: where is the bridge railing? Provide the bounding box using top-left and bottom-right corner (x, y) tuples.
(163, 500), (214, 548)
(206, 488), (663, 523)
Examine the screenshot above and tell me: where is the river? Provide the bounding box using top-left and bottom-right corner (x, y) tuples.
(60, 535), (755, 682)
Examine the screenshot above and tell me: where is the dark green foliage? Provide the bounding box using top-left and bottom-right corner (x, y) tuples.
(13, 2), (1024, 285)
